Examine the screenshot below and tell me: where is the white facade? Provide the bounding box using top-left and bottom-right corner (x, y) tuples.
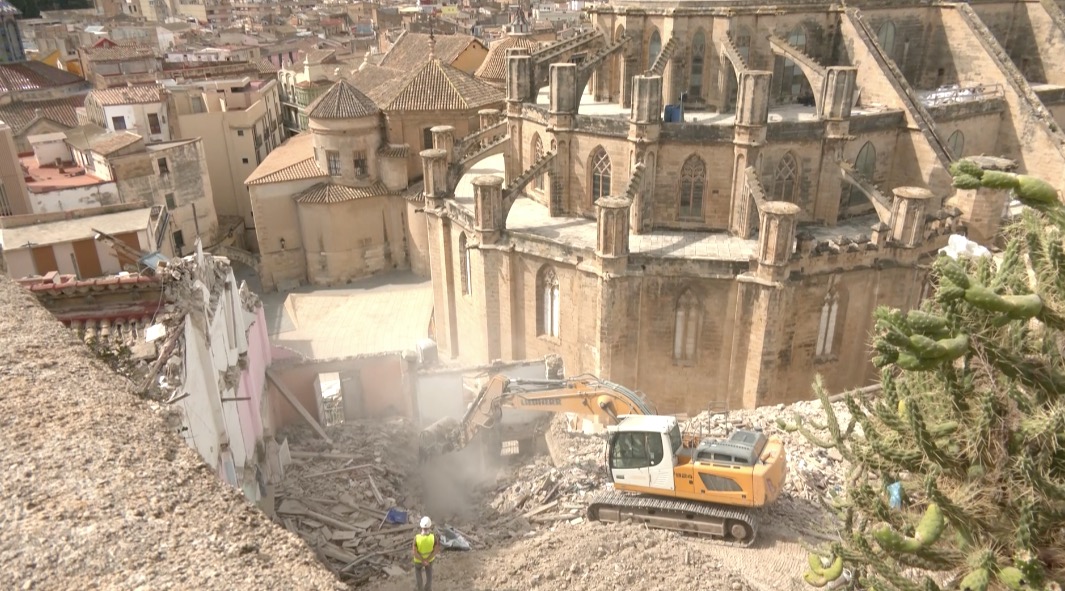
(29, 181), (121, 214)
(100, 102), (171, 143)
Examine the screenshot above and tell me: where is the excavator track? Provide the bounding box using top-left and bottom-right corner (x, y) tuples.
(586, 489), (759, 547)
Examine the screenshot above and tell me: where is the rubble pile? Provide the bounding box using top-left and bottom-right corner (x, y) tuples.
(365, 521), (756, 591)
(488, 457), (603, 526)
(273, 419), (427, 586)
(683, 399), (855, 504)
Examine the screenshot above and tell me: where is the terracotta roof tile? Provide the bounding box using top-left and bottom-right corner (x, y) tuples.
(379, 32), (481, 70)
(370, 59), (504, 112)
(82, 45), (158, 61)
(349, 64), (404, 91)
(0, 95), (85, 135)
(475, 34), (540, 83)
(293, 181), (390, 204)
(0, 61), (87, 94)
(247, 156), (326, 185)
(88, 84), (163, 106)
(307, 79), (378, 120)
(256, 58), (279, 74)
(304, 49), (337, 65)
(90, 131), (143, 156)
(378, 144), (410, 158)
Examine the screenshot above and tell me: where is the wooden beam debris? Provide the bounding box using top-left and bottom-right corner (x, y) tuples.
(266, 368), (333, 444)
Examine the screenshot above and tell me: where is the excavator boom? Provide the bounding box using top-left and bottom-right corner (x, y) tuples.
(418, 372), (787, 547)
(420, 374), (656, 456)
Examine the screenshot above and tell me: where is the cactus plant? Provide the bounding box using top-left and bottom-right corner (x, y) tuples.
(796, 163), (1065, 590)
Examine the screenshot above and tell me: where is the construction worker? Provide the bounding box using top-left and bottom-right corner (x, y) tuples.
(412, 515), (440, 591)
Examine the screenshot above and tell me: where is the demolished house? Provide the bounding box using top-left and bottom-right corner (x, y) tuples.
(20, 242), (282, 505)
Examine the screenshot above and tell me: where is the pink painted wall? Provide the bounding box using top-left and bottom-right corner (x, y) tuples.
(237, 306), (271, 455)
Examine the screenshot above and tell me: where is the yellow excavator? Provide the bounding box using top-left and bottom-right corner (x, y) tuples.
(419, 374), (788, 546)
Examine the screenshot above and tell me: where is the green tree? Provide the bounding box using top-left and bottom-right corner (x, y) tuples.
(787, 161), (1065, 590)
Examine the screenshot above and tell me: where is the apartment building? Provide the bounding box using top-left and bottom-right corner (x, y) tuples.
(169, 76), (283, 246)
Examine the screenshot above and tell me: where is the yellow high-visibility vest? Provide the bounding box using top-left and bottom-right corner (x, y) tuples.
(414, 533), (436, 563)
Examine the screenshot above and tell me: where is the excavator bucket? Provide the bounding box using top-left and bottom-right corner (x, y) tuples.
(419, 416), (461, 460)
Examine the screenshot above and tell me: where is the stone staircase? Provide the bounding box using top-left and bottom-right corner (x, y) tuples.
(954, 3), (1065, 149)
(455, 120), (508, 161)
(846, 8), (953, 167)
(577, 34), (631, 92)
(502, 151), (557, 206)
(532, 29), (602, 66)
(767, 34), (826, 90)
(649, 37), (677, 76)
(721, 33), (748, 73)
(839, 162), (893, 222)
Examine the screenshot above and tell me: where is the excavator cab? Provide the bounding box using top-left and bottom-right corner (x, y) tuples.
(605, 415), (683, 492)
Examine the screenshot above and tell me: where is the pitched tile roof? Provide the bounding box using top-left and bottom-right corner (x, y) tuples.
(303, 49), (337, 65)
(88, 84), (164, 106)
(379, 32), (482, 70)
(369, 59), (504, 112)
(293, 181), (390, 204)
(244, 133), (326, 186)
(256, 58), (280, 75)
(63, 124), (108, 151)
(475, 34), (540, 83)
(349, 64), (404, 91)
(0, 61), (87, 94)
(307, 79), (378, 120)
(82, 45), (158, 61)
(89, 131), (144, 156)
(378, 144), (410, 158)
(0, 95), (85, 135)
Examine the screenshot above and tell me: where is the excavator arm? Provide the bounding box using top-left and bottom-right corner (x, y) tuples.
(419, 374), (655, 457)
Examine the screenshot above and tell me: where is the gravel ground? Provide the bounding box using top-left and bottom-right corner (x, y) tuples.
(0, 277), (343, 591)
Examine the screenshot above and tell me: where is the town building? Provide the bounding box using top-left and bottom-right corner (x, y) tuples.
(168, 76), (284, 247)
(7, 123), (217, 260)
(83, 84), (172, 142)
(248, 41), (506, 290)
(0, 203), (155, 278)
(410, 0), (1065, 413)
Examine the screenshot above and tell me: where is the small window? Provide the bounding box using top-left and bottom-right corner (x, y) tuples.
(173, 230), (185, 254)
(112, 116), (127, 130)
(422, 127), (434, 150)
(242, 157), (249, 164)
(354, 151), (368, 177)
(148, 113), (161, 135)
(609, 432), (656, 468)
(157, 158), (169, 175)
(816, 292), (841, 358)
(237, 129), (245, 137)
(164, 192), (176, 209)
(327, 150), (341, 176)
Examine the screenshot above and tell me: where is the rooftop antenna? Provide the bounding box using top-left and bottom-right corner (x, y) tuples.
(428, 17), (436, 60)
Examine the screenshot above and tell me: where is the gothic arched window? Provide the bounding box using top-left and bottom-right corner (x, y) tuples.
(690, 31), (706, 99)
(772, 152), (799, 203)
(843, 142), (876, 209)
(877, 22), (897, 57)
(674, 289), (701, 363)
(538, 266), (560, 337)
(532, 134), (545, 190)
(816, 291), (840, 358)
(648, 29), (662, 66)
(459, 233), (472, 295)
(678, 155), (706, 220)
(590, 147), (612, 202)
(947, 130), (965, 159)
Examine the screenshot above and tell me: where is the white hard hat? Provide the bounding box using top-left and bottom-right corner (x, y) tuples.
(420, 516), (432, 529)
